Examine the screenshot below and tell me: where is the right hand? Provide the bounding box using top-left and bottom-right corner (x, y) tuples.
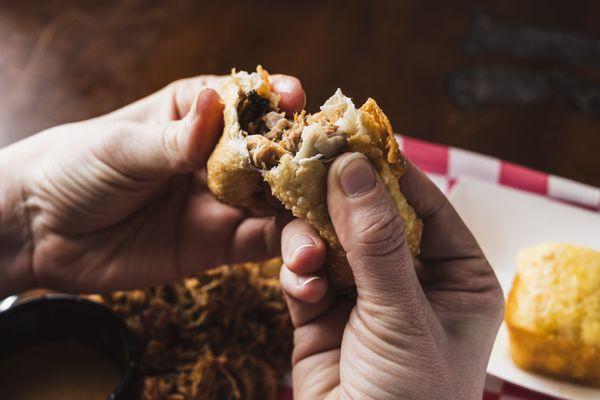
(280, 153), (504, 399)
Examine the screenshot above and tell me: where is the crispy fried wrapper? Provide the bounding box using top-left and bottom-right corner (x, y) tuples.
(207, 67), (278, 209)
(207, 67), (423, 289)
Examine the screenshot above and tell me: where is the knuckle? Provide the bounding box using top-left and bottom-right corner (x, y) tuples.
(160, 122), (189, 172)
(165, 78), (188, 93)
(164, 79), (190, 108)
(485, 282), (506, 321)
(355, 305), (431, 345)
(166, 76), (219, 96)
(475, 260), (506, 313)
(351, 208), (407, 259)
(450, 259), (506, 323)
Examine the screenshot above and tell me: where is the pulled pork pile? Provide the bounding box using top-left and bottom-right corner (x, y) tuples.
(94, 259), (292, 400)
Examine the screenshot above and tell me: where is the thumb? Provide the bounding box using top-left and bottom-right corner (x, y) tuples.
(105, 88), (224, 178)
(327, 153), (423, 307)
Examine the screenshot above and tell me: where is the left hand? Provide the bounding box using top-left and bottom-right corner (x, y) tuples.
(0, 73), (305, 296)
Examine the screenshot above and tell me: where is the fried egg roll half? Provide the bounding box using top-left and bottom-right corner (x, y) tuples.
(207, 67), (422, 289)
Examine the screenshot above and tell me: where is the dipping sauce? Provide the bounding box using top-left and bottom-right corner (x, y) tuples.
(0, 341), (120, 400)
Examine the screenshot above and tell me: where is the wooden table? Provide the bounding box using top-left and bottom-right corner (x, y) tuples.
(1, 0), (599, 186)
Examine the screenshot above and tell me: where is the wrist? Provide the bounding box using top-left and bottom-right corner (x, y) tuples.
(0, 142), (35, 297)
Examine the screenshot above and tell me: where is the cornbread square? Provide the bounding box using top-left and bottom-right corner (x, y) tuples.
(506, 243), (600, 386)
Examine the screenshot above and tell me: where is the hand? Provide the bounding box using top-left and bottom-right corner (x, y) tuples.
(0, 73), (305, 296)
(280, 153), (504, 400)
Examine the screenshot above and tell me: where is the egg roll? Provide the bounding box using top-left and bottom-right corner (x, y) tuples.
(207, 67), (422, 290)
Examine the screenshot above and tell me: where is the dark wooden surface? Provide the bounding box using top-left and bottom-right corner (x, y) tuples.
(1, 0), (599, 185)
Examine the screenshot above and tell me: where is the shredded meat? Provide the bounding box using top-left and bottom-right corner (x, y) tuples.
(238, 92), (347, 170)
(93, 260), (291, 400)
(276, 123), (300, 153)
(247, 135), (287, 170)
(263, 112), (292, 141)
(264, 111), (287, 130)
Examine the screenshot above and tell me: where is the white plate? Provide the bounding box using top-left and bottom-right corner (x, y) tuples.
(448, 179), (600, 400)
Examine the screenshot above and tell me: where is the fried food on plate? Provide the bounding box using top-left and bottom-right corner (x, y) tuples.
(207, 67), (423, 289)
(506, 243), (600, 386)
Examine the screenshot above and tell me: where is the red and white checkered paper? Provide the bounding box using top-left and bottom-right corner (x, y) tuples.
(277, 136), (600, 400)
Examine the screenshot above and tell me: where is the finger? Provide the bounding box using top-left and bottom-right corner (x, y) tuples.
(291, 298), (353, 365)
(271, 74), (306, 115)
(172, 73), (305, 116)
(279, 264), (347, 366)
(225, 212), (289, 264)
(169, 75), (226, 119)
(327, 152), (423, 306)
(179, 185), (289, 276)
(399, 161), (483, 261)
(281, 219), (327, 275)
(280, 264), (329, 306)
(188, 89), (225, 166)
(102, 89), (224, 178)
(99, 75), (226, 123)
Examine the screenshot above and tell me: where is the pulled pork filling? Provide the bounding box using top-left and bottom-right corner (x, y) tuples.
(247, 135), (287, 170)
(238, 90), (348, 170)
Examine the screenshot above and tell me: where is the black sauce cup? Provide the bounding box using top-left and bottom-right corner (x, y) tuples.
(0, 294), (138, 399)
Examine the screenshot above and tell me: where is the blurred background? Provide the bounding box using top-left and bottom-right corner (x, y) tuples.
(1, 0), (599, 185)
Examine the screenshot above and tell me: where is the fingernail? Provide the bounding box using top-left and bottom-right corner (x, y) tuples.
(272, 77), (296, 94)
(338, 153), (376, 197)
(297, 275), (320, 288)
(290, 234), (316, 259)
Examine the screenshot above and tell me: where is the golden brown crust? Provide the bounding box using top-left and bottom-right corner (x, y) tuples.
(352, 98), (422, 257)
(207, 68), (273, 209)
(506, 244), (600, 386)
(207, 133), (265, 209)
(359, 98), (406, 177)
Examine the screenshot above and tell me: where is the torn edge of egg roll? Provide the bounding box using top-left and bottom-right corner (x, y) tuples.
(207, 67), (423, 290)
